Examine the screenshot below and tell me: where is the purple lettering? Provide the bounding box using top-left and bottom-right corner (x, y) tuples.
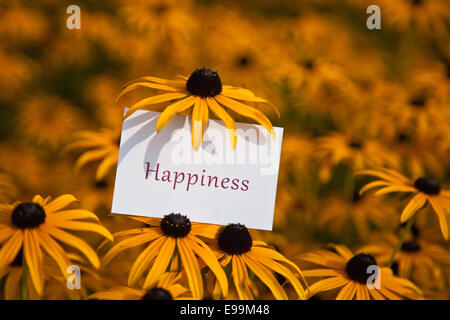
(145, 162), (160, 180)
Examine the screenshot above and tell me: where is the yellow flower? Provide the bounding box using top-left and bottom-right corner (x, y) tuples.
(101, 214), (228, 299)
(300, 244), (422, 300)
(378, 0), (450, 35)
(0, 194), (113, 296)
(18, 96), (83, 148)
(208, 223), (307, 300)
(316, 192), (397, 239)
(385, 84), (449, 138)
(362, 231), (450, 289)
(89, 272), (191, 300)
(357, 168), (450, 239)
(116, 68), (279, 150)
(66, 129), (120, 182)
(316, 132), (399, 182)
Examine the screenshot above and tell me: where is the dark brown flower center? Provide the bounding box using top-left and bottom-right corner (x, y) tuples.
(218, 223), (252, 255)
(303, 59), (315, 70)
(349, 140), (363, 149)
(186, 68), (222, 98)
(391, 262), (399, 276)
(160, 213), (191, 238)
(409, 96), (426, 108)
(10, 247), (23, 267)
(11, 202), (46, 229)
(237, 55), (251, 67)
(141, 288), (173, 300)
(352, 189), (362, 203)
(95, 180), (108, 189)
(414, 177), (441, 195)
(401, 240), (421, 252)
(345, 253), (377, 284)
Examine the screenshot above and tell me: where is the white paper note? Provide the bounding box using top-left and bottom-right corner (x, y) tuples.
(111, 109), (283, 230)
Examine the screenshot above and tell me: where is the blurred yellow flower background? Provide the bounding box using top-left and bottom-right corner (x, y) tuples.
(0, 0), (449, 300)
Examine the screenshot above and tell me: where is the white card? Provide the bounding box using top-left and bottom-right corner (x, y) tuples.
(111, 109), (283, 230)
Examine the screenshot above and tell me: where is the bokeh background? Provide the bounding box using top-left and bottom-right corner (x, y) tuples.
(0, 0), (449, 299)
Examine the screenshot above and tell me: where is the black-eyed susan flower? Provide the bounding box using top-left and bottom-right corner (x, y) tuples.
(316, 191), (397, 239)
(89, 272), (191, 300)
(207, 223), (308, 300)
(357, 168), (450, 239)
(116, 68), (279, 150)
(66, 129), (120, 182)
(300, 244), (422, 300)
(378, 0), (450, 35)
(119, 0), (197, 41)
(362, 231), (450, 289)
(385, 85), (449, 138)
(0, 194), (113, 296)
(316, 132), (399, 182)
(101, 214), (227, 299)
(388, 132), (448, 179)
(18, 96), (83, 148)
(0, 250), (86, 300)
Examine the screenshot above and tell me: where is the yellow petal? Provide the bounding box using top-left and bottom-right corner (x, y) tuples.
(48, 209), (100, 222)
(102, 230), (160, 266)
(336, 281), (357, 300)
(243, 254), (287, 300)
(400, 193), (427, 223)
(177, 238), (203, 299)
(191, 97), (203, 150)
(156, 96), (196, 132)
(215, 95), (275, 140)
(75, 149), (111, 171)
(302, 269), (344, 278)
(0, 230), (23, 268)
(23, 230), (44, 296)
(44, 194), (79, 214)
(374, 186), (417, 196)
(359, 181), (391, 195)
(128, 236), (165, 286)
(207, 97), (237, 149)
(42, 224), (100, 269)
(0, 225), (16, 244)
(143, 237), (176, 289)
(124, 92), (188, 119)
(95, 153), (118, 181)
(428, 196), (449, 240)
(221, 87), (280, 118)
(307, 276), (348, 295)
(116, 82), (179, 102)
(5, 267), (22, 300)
(248, 251), (306, 299)
(187, 236), (228, 297)
(50, 220), (113, 241)
(232, 255), (253, 300)
(35, 229), (71, 277)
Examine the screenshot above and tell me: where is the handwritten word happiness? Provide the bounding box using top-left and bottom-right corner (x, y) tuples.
(145, 162), (250, 192)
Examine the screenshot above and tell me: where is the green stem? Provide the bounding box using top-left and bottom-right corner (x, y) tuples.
(22, 254), (28, 300)
(387, 213), (418, 268)
(342, 167), (355, 244)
